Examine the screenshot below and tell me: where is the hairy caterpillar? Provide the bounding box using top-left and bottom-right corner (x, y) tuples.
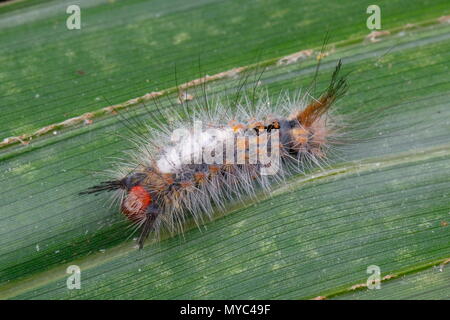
(80, 60), (348, 249)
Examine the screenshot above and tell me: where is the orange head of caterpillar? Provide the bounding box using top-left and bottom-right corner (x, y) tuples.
(79, 172), (160, 249)
(79, 172), (153, 223)
(121, 185), (152, 222)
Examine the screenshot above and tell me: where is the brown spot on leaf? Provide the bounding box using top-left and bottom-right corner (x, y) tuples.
(277, 49), (313, 65)
(438, 15), (450, 24)
(365, 30), (390, 43)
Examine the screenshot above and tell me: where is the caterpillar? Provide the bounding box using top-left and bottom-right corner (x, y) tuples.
(80, 60), (348, 249)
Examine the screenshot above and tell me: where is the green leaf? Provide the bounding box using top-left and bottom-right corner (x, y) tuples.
(0, 0), (449, 299)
